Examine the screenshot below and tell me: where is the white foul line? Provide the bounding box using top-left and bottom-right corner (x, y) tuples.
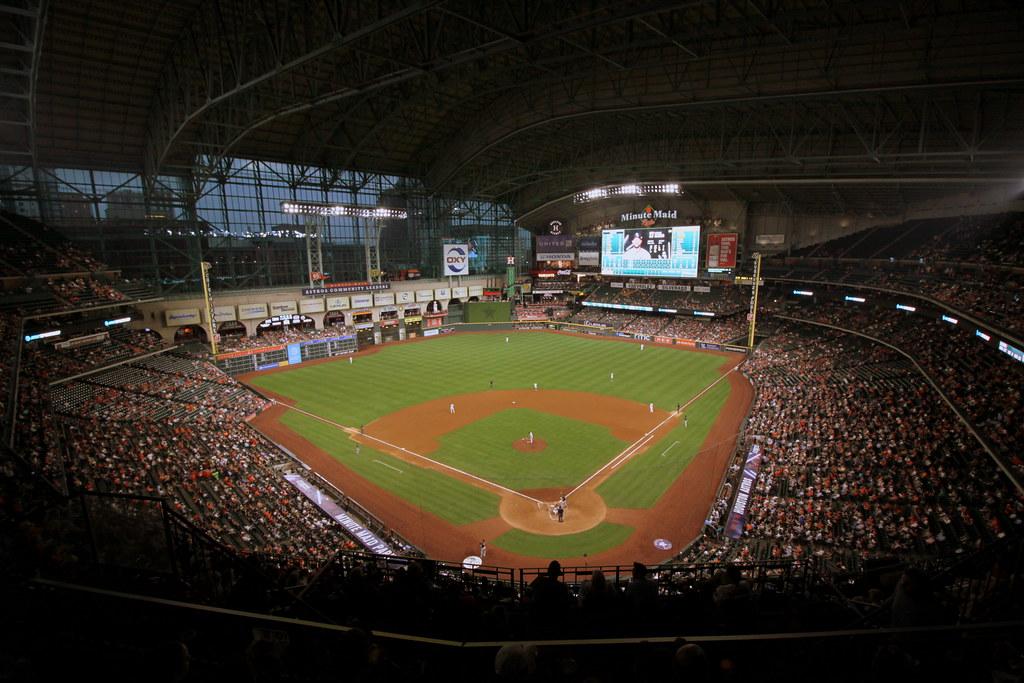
(660, 441), (681, 457)
(268, 402), (546, 505)
(565, 365), (738, 499)
(373, 459), (403, 473)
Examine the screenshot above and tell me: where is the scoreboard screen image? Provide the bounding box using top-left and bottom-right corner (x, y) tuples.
(600, 225), (700, 278)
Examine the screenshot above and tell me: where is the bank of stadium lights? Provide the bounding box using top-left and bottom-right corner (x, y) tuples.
(281, 201), (408, 220)
(573, 183), (682, 204)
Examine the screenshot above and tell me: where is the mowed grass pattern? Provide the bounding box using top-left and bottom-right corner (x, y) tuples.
(248, 332), (729, 428)
(491, 523), (635, 559)
(431, 409), (626, 490)
(279, 410), (500, 525)
(596, 379), (732, 508)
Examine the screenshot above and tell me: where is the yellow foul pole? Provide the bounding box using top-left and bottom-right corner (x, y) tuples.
(199, 261), (218, 356)
(746, 252), (762, 350)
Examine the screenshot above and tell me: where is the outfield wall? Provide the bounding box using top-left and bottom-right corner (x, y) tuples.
(217, 321), (748, 374)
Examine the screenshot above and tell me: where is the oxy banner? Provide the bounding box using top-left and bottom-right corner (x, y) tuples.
(443, 243), (470, 276)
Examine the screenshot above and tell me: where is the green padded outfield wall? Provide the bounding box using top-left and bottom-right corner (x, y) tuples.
(463, 301), (512, 323)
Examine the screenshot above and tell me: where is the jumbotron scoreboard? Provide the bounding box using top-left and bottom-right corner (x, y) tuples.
(600, 225), (701, 278)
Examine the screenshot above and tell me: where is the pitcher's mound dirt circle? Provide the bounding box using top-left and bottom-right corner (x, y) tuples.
(500, 488), (607, 535)
(512, 437), (547, 452)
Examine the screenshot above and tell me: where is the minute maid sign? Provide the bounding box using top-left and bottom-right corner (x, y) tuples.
(620, 205), (678, 226)
(443, 243), (469, 276)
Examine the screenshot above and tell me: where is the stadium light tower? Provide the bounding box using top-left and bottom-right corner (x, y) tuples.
(281, 202), (408, 285)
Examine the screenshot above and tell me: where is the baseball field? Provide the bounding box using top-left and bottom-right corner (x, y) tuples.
(244, 330), (752, 568)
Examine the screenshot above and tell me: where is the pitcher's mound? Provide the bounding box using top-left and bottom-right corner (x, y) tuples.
(513, 437), (547, 452)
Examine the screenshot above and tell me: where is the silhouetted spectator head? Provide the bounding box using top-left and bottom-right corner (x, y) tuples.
(673, 642), (709, 682)
(495, 643), (538, 680)
(547, 560), (563, 578)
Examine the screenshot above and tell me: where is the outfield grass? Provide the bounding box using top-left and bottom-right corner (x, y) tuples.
(490, 523), (635, 559)
(596, 378), (732, 508)
(430, 409), (626, 491)
(248, 332), (728, 427)
(279, 410), (501, 525)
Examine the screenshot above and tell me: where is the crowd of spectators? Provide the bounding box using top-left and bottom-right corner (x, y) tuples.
(892, 266), (1022, 334)
(658, 315), (747, 343)
(47, 276), (128, 307)
(514, 303), (571, 321)
(59, 414), (350, 567)
(565, 306), (749, 343)
(766, 260), (1023, 335)
(1, 212), (107, 275)
(0, 213), (153, 314)
(216, 325), (353, 353)
(777, 299), (1024, 481)
(619, 315), (665, 335)
(11, 338), (370, 570)
(909, 213), (1023, 264)
(22, 328), (165, 382)
(770, 213), (1024, 334)
(0, 312), (17, 419)
(566, 309), (638, 328)
(583, 282), (747, 314)
(686, 323), (1023, 570)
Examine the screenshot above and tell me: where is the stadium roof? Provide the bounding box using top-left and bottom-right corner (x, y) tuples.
(16, 0), (1024, 214)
